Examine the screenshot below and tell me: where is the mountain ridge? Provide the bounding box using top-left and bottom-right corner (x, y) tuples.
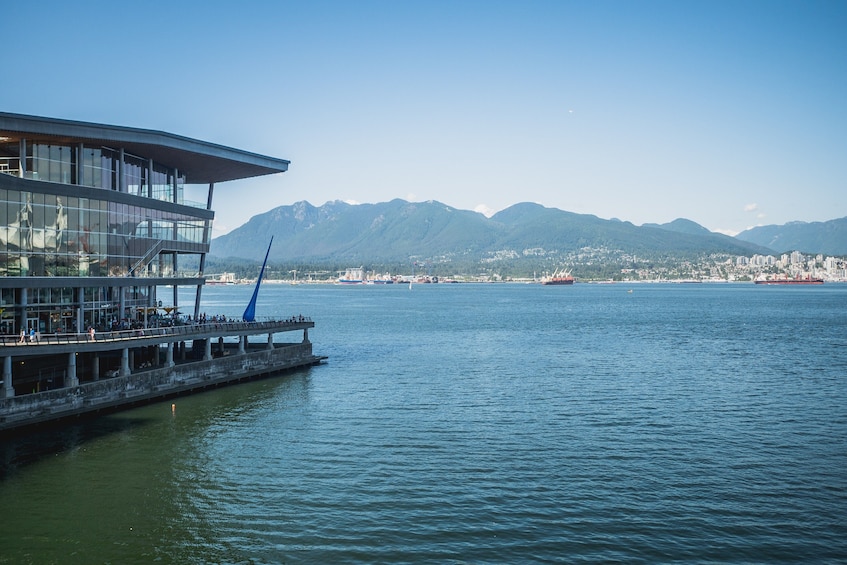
(735, 217), (847, 255)
(210, 200), (785, 267)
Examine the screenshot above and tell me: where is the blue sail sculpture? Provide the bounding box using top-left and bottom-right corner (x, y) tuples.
(243, 237), (273, 322)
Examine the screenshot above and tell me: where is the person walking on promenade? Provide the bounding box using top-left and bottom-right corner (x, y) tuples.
(18, 329), (25, 344)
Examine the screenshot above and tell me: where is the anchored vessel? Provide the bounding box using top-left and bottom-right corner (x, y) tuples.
(541, 268), (575, 285)
(754, 275), (824, 285)
(0, 113), (322, 433)
(338, 267), (365, 284)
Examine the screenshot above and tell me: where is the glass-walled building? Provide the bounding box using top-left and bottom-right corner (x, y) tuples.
(0, 112), (289, 336)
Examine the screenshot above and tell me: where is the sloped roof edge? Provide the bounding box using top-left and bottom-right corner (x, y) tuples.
(0, 112), (289, 184)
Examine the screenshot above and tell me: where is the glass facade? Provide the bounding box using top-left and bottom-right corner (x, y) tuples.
(0, 142), (196, 207)
(0, 189), (207, 278)
(0, 134), (215, 337)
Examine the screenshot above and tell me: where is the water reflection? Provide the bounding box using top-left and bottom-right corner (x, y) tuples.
(0, 369), (314, 564)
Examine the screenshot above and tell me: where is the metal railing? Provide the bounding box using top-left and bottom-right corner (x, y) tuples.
(0, 317), (313, 347)
(127, 239), (166, 276)
(0, 156), (20, 176)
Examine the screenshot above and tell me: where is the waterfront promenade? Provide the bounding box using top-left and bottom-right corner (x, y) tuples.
(0, 318), (322, 433)
(0, 317), (312, 349)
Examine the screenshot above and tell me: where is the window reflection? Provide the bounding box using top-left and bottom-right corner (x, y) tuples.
(0, 190), (208, 277)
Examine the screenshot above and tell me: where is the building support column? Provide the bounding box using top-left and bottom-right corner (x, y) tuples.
(194, 258), (204, 321)
(19, 138), (26, 177)
(303, 328), (310, 343)
(77, 143), (84, 185)
(118, 148), (126, 192)
(76, 287), (84, 335)
(267, 333), (274, 350)
(204, 339), (212, 361)
(172, 251), (179, 320)
(173, 167), (179, 204)
(119, 286), (126, 325)
(238, 336), (246, 355)
(2, 356), (14, 398)
(17, 287), (27, 336)
(67, 353), (79, 388)
(120, 348), (130, 377)
(92, 355), (100, 381)
(166, 342), (175, 368)
(147, 159), (154, 198)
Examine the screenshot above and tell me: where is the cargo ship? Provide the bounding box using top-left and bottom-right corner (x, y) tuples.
(541, 268), (575, 285)
(338, 267), (365, 284)
(754, 275), (823, 285)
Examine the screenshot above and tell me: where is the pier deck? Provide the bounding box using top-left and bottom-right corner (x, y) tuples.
(0, 319), (324, 433)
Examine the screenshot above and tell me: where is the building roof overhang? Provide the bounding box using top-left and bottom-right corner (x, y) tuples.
(0, 112), (289, 184)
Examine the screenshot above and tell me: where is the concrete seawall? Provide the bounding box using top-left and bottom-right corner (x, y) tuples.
(0, 342), (323, 433)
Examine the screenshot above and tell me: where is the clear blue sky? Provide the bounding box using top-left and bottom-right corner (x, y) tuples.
(5, 0), (845, 236)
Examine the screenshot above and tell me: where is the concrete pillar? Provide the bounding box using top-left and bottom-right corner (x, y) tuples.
(238, 336), (246, 355)
(218, 337), (225, 356)
(67, 352), (79, 387)
(92, 355), (100, 380)
(119, 287), (126, 324)
(120, 348), (130, 377)
(129, 349), (135, 371)
(2, 356), (14, 398)
(18, 287), (27, 335)
(180, 341), (186, 361)
(267, 333), (274, 350)
(166, 342), (175, 368)
(303, 328), (310, 343)
(204, 339), (212, 361)
(76, 287), (84, 335)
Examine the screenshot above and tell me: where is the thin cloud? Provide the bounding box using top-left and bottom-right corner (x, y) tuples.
(474, 204), (495, 217)
(714, 228), (739, 237)
(744, 203), (758, 212)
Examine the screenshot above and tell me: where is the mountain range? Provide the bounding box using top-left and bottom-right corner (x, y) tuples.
(209, 200), (842, 271)
(735, 217), (847, 256)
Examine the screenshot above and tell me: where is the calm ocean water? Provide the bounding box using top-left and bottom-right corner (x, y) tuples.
(1, 282), (846, 564)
